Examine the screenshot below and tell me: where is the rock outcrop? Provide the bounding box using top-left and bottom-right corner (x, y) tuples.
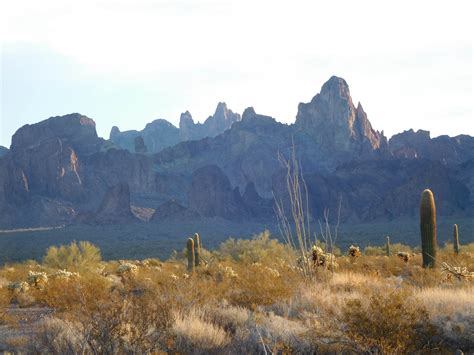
(295, 76), (386, 155)
(110, 119), (180, 154)
(179, 102), (241, 141)
(78, 183), (138, 224)
(188, 165), (247, 219)
(110, 103), (240, 154)
(94, 183), (137, 224)
(389, 129), (474, 164)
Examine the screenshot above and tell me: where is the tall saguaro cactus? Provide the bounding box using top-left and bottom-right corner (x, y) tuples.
(453, 224), (460, 255)
(187, 238), (195, 272)
(193, 233), (201, 267)
(386, 236), (391, 256)
(420, 189), (437, 268)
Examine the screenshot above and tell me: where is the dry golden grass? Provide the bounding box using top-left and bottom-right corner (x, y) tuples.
(0, 235), (473, 353)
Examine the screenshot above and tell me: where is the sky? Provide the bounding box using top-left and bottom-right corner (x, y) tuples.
(1, 0), (472, 148)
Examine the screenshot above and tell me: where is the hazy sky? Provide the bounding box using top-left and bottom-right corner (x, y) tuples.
(1, 0), (472, 148)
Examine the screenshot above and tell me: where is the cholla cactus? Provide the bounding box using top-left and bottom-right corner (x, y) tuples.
(27, 271), (48, 287)
(310, 245), (338, 270)
(264, 266), (281, 278)
(142, 259), (163, 268)
(7, 281), (29, 293)
(397, 252), (410, 263)
(217, 264), (238, 279)
(347, 245), (361, 258)
(311, 245), (325, 266)
(224, 266), (238, 278)
(49, 270), (79, 279)
(117, 262), (138, 275)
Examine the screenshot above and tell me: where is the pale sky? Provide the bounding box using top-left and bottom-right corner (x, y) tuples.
(1, 0), (472, 148)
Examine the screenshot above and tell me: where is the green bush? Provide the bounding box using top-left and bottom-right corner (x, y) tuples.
(217, 230), (292, 264)
(43, 241), (101, 270)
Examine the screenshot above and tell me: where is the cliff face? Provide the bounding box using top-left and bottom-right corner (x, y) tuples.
(0, 76), (473, 229)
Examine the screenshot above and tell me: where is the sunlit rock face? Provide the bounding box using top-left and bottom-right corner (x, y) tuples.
(295, 76), (385, 155)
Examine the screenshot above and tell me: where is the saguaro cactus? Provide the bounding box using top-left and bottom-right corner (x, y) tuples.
(193, 233), (201, 267)
(453, 224), (460, 255)
(386, 236), (391, 256)
(420, 189), (437, 268)
(187, 238), (195, 272)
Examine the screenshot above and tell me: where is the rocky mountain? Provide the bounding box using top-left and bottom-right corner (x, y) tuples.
(0, 146), (8, 158)
(109, 102), (240, 154)
(0, 76), (473, 229)
(295, 76), (386, 155)
(389, 129), (474, 164)
(179, 102), (241, 141)
(110, 119), (180, 154)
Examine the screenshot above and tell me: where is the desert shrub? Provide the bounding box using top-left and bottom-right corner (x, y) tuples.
(364, 243), (412, 256)
(416, 287), (474, 350)
(363, 245), (386, 256)
(27, 317), (86, 354)
(226, 263), (298, 309)
(342, 290), (438, 353)
(460, 242), (474, 253)
(217, 230), (292, 265)
(33, 278), (174, 353)
(43, 241), (101, 271)
(172, 308), (230, 351)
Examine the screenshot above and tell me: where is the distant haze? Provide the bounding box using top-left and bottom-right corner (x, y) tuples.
(1, 0), (472, 147)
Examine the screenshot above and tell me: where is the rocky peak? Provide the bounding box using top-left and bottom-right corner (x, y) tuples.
(179, 111), (194, 127)
(179, 111), (195, 141)
(295, 76), (383, 154)
(242, 107), (257, 121)
(110, 126), (120, 140)
(203, 102), (241, 135)
(11, 113), (101, 156)
(144, 119), (178, 131)
(319, 76), (352, 104)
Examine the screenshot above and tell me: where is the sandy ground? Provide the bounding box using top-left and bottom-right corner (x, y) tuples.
(0, 306), (53, 351)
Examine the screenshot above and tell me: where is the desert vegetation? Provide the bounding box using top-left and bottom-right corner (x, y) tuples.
(0, 231), (472, 354)
(2, 153), (473, 354)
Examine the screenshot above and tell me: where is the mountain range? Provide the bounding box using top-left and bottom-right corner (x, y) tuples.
(0, 76), (473, 229)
